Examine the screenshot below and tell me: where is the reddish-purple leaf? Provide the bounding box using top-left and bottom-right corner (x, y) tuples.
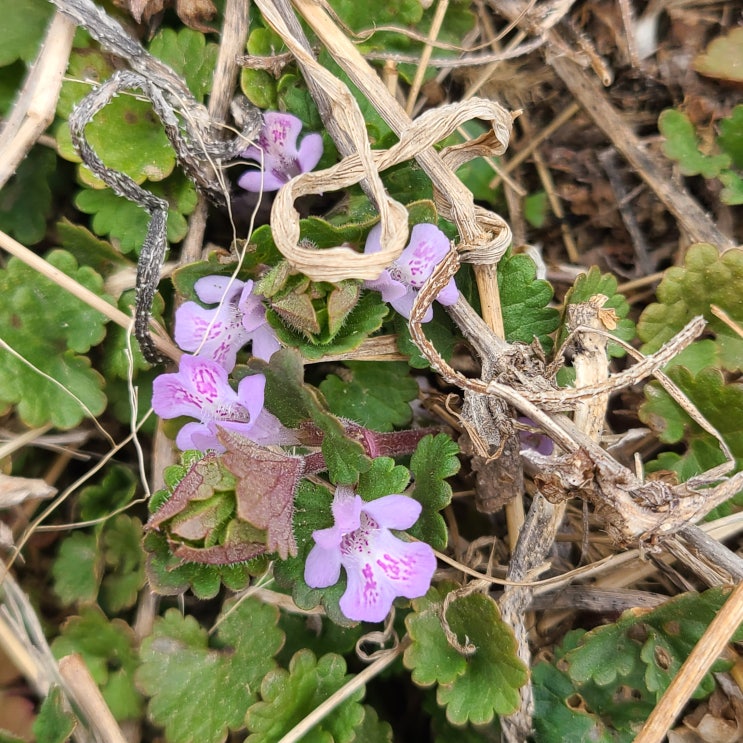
(219, 429), (304, 559)
(173, 541), (267, 565)
(147, 453), (224, 531)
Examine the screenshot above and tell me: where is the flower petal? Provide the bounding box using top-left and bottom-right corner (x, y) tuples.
(305, 542), (342, 588)
(363, 223), (383, 255)
(235, 373), (266, 423)
(296, 132), (323, 173)
(193, 276), (245, 305)
(390, 290), (433, 323)
(340, 558), (398, 622)
(250, 324), (281, 361)
(364, 271), (408, 304)
(176, 421), (221, 452)
(332, 487), (363, 531)
(363, 495), (422, 530)
(372, 534), (437, 600)
(180, 355), (235, 404)
(261, 112), (304, 158)
(436, 278), (459, 307)
(238, 168), (289, 193)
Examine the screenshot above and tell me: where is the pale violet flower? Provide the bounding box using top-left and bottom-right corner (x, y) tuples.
(238, 111), (323, 192)
(151, 355), (293, 452)
(305, 485), (436, 623)
(175, 275), (279, 369)
(517, 416), (554, 456)
(363, 223), (459, 322)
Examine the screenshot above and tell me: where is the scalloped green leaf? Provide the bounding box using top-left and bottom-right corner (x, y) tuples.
(0, 249), (110, 428)
(357, 456), (411, 501)
(719, 169), (743, 205)
(499, 251), (560, 353)
(100, 515), (146, 613)
(0, 146), (56, 245)
(658, 109), (731, 177)
(246, 650), (364, 743)
(0, 0), (53, 65)
(32, 687), (76, 743)
(565, 588), (741, 701)
(55, 220), (132, 276)
(74, 170), (198, 253)
(408, 434), (459, 550)
(147, 28), (218, 102)
(56, 47), (175, 185)
(79, 465), (138, 521)
(406, 587), (526, 726)
(51, 607), (143, 721)
(267, 289), (388, 360)
(137, 598), (283, 743)
(637, 244), (743, 371)
(533, 657), (623, 743)
(52, 531), (101, 606)
(320, 361), (418, 432)
(561, 266), (636, 357)
(404, 583), (468, 688)
(394, 308), (457, 370)
(718, 105), (743, 169)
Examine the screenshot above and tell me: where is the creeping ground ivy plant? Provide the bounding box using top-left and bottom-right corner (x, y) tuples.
(3, 2), (743, 742)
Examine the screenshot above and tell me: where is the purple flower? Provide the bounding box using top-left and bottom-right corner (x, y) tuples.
(305, 485), (436, 623)
(151, 355), (293, 452)
(238, 111), (323, 192)
(517, 416), (554, 456)
(175, 276), (279, 369)
(363, 223), (459, 322)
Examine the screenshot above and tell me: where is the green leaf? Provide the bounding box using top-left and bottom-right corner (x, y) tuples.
(658, 109), (730, 178)
(533, 659), (624, 743)
(0, 0), (53, 65)
(357, 456), (411, 501)
(405, 586), (527, 726)
(353, 705), (393, 743)
(32, 687), (75, 743)
(408, 434), (459, 550)
(320, 361), (418, 432)
(718, 105), (743, 169)
(137, 598), (283, 743)
(499, 251), (560, 353)
(0, 147), (56, 244)
(0, 250), (109, 428)
(395, 308), (457, 369)
(524, 191), (550, 228)
(246, 650), (364, 743)
(100, 515), (146, 613)
(267, 290), (388, 360)
(148, 28), (218, 102)
(404, 583), (468, 688)
(74, 171), (198, 253)
(240, 25), (284, 109)
(719, 169), (743, 206)
(640, 366), (743, 485)
(565, 588), (740, 703)
(693, 28), (743, 83)
(637, 244), (743, 371)
(52, 531), (100, 606)
(56, 47), (175, 185)
(561, 266), (636, 357)
(51, 607), (142, 721)
(79, 465), (138, 521)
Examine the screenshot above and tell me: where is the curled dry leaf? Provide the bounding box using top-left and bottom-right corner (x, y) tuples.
(0, 473), (56, 509)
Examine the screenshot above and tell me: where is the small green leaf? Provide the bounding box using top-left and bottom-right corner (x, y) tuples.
(148, 28), (218, 102)
(137, 598), (283, 743)
(638, 244), (743, 371)
(524, 191), (550, 228)
(561, 266), (636, 357)
(0, 147), (56, 245)
(408, 434), (459, 550)
(51, 608), (142, 721)
(693, 28), (743, 83)
(55, 220), (132, 276)
(79, 465), (138, 521)
(395, 308), (457, 369)
(52, 532), (101, 606)
(658, 109), (730, 178)
(32, 687), (75, 743)
(499, 251), (560, 353)
(719, 169), (743, 206)
(246, 650), (364, 743)
(100, 515), (146, 613)
(406, 586), (527, 726)
(320, 361), (418, 432)
(0, 0), (53, 65)
(404, 583), (468, 688)
(718, 105), (743, 169)
(0, 250), (110, 428)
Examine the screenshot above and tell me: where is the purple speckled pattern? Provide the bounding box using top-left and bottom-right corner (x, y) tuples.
(305, 486), (436, 622)
(238, 112), (323, 193)
(175, 276), (280, 370)
(364, 223), (459, 322)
